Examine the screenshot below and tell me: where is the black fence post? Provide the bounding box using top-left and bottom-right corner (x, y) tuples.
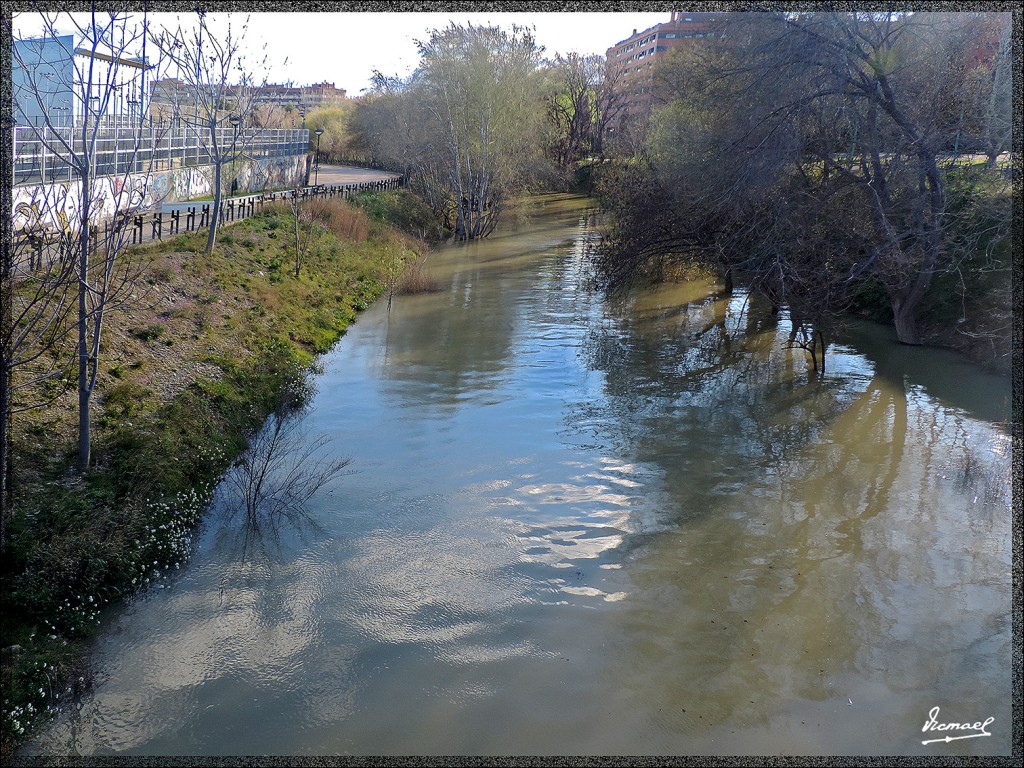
(187, 207), (196, 231)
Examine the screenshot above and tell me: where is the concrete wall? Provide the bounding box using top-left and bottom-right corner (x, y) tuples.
(12, 153), (307, 231)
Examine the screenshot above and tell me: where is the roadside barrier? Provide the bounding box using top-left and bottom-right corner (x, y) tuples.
(12, 175), (405, 266)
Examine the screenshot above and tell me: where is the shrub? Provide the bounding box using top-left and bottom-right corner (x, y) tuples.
(396, 255), (443, 295)
(103, 381), (152, 416)
(307, 198), (370, 243)
(351, 189), (445, 241)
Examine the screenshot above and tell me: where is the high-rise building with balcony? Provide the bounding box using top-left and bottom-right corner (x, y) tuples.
(605, 11), (733, 138)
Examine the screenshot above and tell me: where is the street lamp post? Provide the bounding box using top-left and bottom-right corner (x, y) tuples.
(230, 114), (241, 158)
(314, 127), (324, 186)
(229, 115), (241, 195)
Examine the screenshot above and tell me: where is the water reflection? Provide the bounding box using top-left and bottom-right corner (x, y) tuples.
(20, 194), (1010, 757)
(577, 275), (1012, 755)
(209, 398), (351, 562)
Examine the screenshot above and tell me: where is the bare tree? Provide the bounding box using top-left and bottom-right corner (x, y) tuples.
(349, 70), (428, 179)
(544, 53), (601, 172)
(287, 189), (314, 279)
(11, 8), (169, 472)
(598, 11), (1011, 351)
(713, 11), (1008, 344)
(350, 28), (548, 240)
(219, 384), (351, 559)
(153, 11), (270, 254)
(979, 13), (1012, 167)
(592, 54), (629, 158)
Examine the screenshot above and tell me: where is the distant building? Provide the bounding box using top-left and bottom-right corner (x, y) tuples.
(149, 79), (347, 119)
(147, 77), (191, 114)
(605, 11), (733, 137)
(12, 34), (149, 126)
(255, 82), (348, 112)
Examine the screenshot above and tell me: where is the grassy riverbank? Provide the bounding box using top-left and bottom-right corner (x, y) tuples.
(1, 192), (432, 754)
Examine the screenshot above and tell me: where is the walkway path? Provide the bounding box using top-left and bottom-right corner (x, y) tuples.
(14, 165), (403, 267)
(311, 164), (402, 186)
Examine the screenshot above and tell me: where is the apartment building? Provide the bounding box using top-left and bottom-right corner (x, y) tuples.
(605, 11), (732, 136)
(150, 79), (347, 116)
(259, 82), (348, 111)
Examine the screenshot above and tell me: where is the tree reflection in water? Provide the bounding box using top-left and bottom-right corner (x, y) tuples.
(214, 391), (352, 561)
(574, 275), (1011, 753)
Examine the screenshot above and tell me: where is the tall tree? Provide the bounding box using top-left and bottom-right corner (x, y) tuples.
(153, 11), (270, 255)
(976, 13), (1012, 167)
(543, 53), (602, 173)
(11, 8), (167, 472)
(349, 71), (433, 187)
(414, 23), (546, 240)
(304, 106), (352, 162)
(592, 59), (627, 158)
(599, 11), (1011, 347)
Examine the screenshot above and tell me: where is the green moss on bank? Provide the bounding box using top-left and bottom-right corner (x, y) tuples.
(1, 193), (425, 754)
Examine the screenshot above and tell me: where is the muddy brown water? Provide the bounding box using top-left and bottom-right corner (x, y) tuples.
(21, 194), (1012, 756)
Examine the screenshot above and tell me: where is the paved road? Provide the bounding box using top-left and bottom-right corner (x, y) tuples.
(312, 164), (402, 185)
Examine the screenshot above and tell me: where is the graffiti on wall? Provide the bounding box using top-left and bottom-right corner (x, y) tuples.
(170, 167), (210, 200)
(12, 154), (304, 229)
(106, 175), (152, 213)
(13, 184), (75, 232)
(151, 173), (170, 199)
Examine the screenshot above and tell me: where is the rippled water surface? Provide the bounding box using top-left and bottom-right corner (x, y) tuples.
(24, 194), (1012, 756)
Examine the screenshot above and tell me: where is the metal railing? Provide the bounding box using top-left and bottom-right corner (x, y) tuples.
(13, 176), (406, 272)
(12, 123), (309, 186)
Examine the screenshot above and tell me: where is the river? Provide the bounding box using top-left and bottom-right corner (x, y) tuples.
(22, 193), (1013, 757)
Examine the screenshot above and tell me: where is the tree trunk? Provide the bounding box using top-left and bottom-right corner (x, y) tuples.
(78, 223), (91, 472)
(1, 222), (10, 545)
(206, 161), (222, 254)
(1, 360), (10, 549)
(293, 200), (301, 278)
(891, 294), (922, 346)
(77, 152), (92, 473)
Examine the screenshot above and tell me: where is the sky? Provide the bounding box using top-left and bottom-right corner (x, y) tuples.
(11, 10), (672, 95)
